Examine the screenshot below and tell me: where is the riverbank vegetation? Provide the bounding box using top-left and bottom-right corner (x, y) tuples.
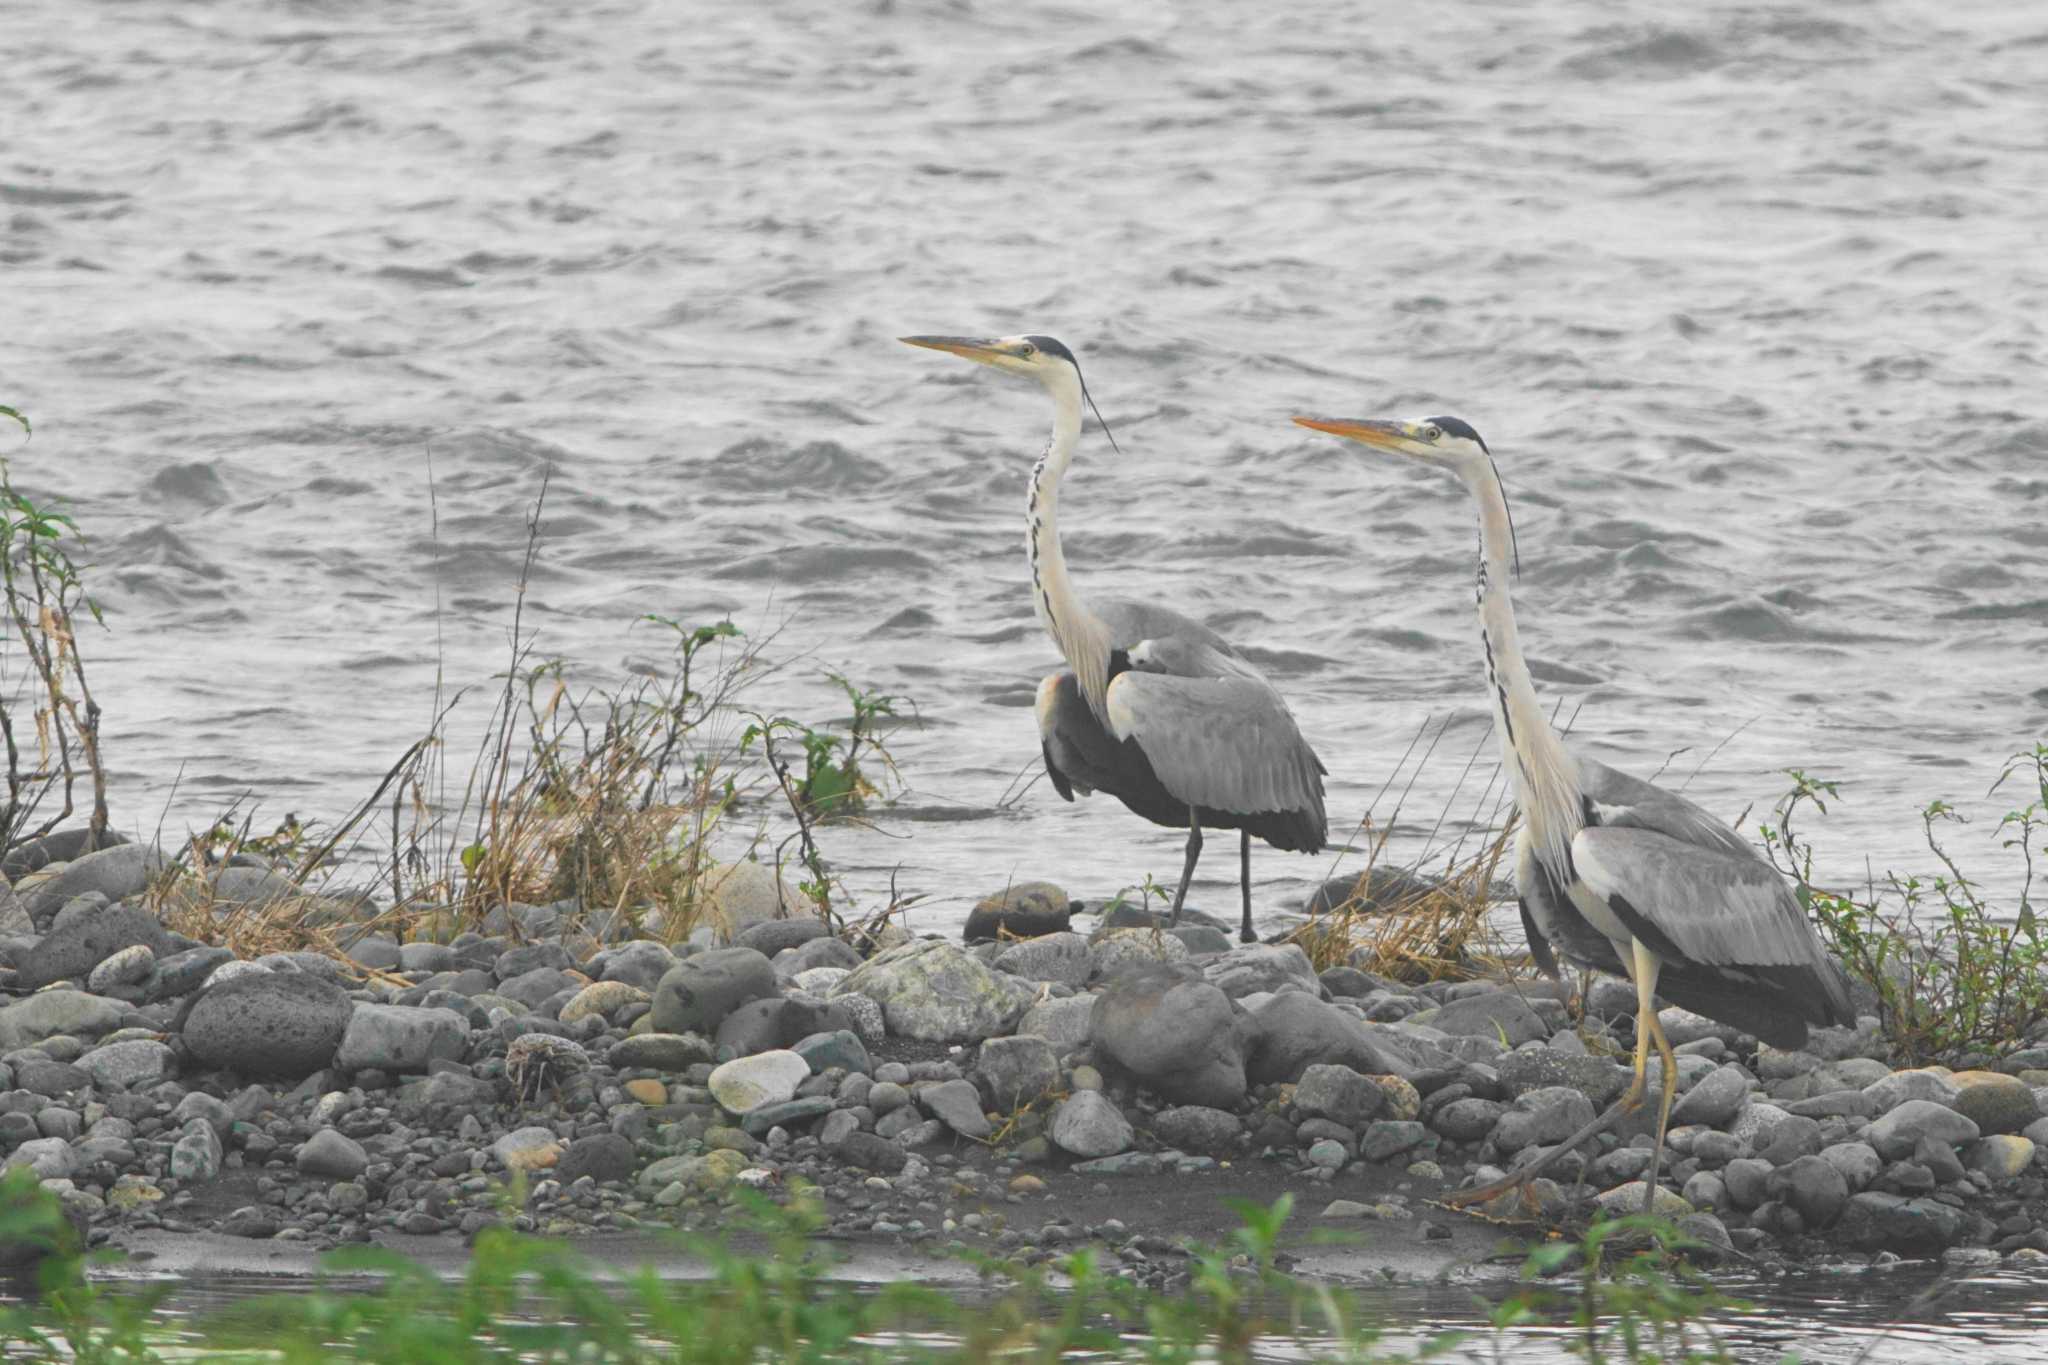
(0, 1171), (1754, 1364)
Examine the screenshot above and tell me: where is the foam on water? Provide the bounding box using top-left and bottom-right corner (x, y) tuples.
(0, 0), (2044, 938)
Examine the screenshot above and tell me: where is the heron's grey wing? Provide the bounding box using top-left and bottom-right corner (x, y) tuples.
(1579, 759), (1758, 864)
(1122, 632), (1271, 687)
(1516, 833), (1624, 978)
(1572, 824), (1855, 1023)
(1103, 670), (1326, 822)
(1094, 598), (1236, 657)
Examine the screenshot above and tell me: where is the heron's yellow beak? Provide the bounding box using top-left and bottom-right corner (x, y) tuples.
(900, 335), (1009, 364)
(1292, 417), (1423, 453)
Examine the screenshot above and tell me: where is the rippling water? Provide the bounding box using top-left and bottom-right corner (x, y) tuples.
(5, 0), (2046, 934)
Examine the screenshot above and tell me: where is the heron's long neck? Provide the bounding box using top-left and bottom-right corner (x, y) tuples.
(1028, 382), (1114, 721)
(1463, 461), (1582, 875)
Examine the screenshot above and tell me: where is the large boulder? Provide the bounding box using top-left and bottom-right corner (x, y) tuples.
(649, 948), (777, 1036)
(19, 843), (164, 926)
(963, 882), (1073, 943)
(182, 973), (356, 1078)
(831, 939), (1036, 1043)
(1090, 964), (1249, 1109)
(1949, 1071), (2042, 1135)
(696, 862), (802, 942)
(0, 990), (128, 1052)
(1834, 1193), (1965, 1253)
(333, 1004), (468, 1074)
(1244, 992), (1417, 1085)
(17, 903), (176, 991)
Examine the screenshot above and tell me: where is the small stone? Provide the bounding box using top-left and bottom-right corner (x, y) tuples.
(921, 1078), (993, 1139)
(1965, 1135), (2036, 1181)
(334, 1004), (468, 1074)
(1050, 1091), (1133, 1159)
(993, 932), (1091, 987)
(86, 943), (155, 993)
(1293, 1064), (1385, 1128)
(1305, 1139), (1347, 1171)
(607, 1032), (716, 1071)
(296, 1129), (369, 1181)
(491, 1126), (564, 1173)
(977, 1035), (1060, 1109)
(964, 882), (1072, 942)
(832, 940), (1036, 1043)
(649, 948), (778, 1035)
(624, 1078), (668, 1106)
(1670, 1063), (1751, 1127)
(559, 981), (649, 1025)
(76, 1039), (175, 1090)
(1766, 1154), (1850, 1228)
(1152, 1105), (1243, 1154)
(1359, 1120), (1432, 1162)
(1593, 1182), (1693, 1219)
(834, 1132), (909, 1174)
(793, 1029), (869, 1076)
(707, 1050), (810, 1115)
(1865, 1099), (1980, 1161)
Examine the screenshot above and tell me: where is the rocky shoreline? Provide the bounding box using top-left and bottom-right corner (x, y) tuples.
(5, 839), (2048, 1290)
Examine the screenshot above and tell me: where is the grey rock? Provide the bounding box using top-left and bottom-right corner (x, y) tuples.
(1152, 1105), (1243, 1153)
(1949, 1072), (2041, 1135)
(399, 942), (456, 974)
(296, 1129), (370, 1180)
(1863, 1068), (1960, 1113)
(707, 1050), (809, 1113)
(1091, 964), (1248, 1108)
(994, 932), (1092, 987)
(1293, 1064), (1386, 1128)
(1431, 1097), (1507, 1142)
(1202, 943), (1319, 999)
(1490, 1086), (1597, 1154)
(1360, 1120), (1432, 1162)
(1721, 1157), (1774, 1210)
(1835, 1192), (1965, 1253)
(780, 937), (862, 975)
(1682, 1171), (1727, 1211)
(1766, 1154), (1850, 1228)
(334, 1004), (468, 1074)
(1865, 1099), (1980, 1161)
(398, 1070), (498, 1125)
(1411, 991), (1550, 1047)
(1245, 991), (1415, 1085)
(494, 942), (575, 980)
(1820, 1140), (1883, 1191)
(1171, 925), (1234, 956)
(921, 1078), (992, 1138)
(348, 937), (403, 971)
(1088, 929), (1190, 979)
(76, 1039), (175, 1090)
(19, 903), (175, 991)
(5, 1137), (76, 1179)
(963, 881), (1073, 943)
(715, 995), (858, 1057)
(650, 948), (778, 1036)
(0, 990), (126, 1052)
(87, 943), (155, 993)
(794, 1028), (869, 1075)
(1051, 1090), (1133, 1158)
(145, 945), (236, 1001)
(819, 1110), (860, 1147)
(833, 1131), (908, 1174)
(607, 1032), (716, 1071)
(171, 1121), (223, 1181)
(183, 972), (356, 1078)
(15, 1058), (88, 1096)
(832, 939), (1037, 1043)
(739, 1096), (833, 1136)
(497, 967), (579, 1012)
(599, 941), (679, 992)
(1016, 995), (1094, 1052)
(20, 843), (163, 924)
(977, 1035), (1059, 1109)
(1670, 1063), (1752, 1127)
(171, 1092), (234, 1140)
(738, 918), (828, 956)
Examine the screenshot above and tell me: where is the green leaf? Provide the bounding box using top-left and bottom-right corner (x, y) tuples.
(0, 405), (27, 437)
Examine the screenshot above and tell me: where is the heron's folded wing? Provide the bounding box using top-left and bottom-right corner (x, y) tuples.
(1579, 759), (1758, 864)
(1572, 825), (1827, 971)
(1103, 671), (1325, 818)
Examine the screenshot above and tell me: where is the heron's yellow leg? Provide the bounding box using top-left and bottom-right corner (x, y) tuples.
(1632, 941), (1680, 1212)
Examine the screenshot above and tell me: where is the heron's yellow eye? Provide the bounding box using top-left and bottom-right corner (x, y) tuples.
(1018, 343), (1037, 358)
(1422, 424), (1443, 441)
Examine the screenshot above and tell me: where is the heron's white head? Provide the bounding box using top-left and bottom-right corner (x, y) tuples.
(1290, 414), (1493, 474)
(900, 333), (1083, 390)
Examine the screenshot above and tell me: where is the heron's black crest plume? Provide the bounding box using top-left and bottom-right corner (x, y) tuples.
(1026, 333), (1124, 458)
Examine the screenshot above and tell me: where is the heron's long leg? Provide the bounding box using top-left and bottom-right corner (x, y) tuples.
(1238, 830), (1255, 943)
(1628, 941), (1677, 1215)
(1168, 809), (1203, 924)
(1444, 952), (1656, 1214)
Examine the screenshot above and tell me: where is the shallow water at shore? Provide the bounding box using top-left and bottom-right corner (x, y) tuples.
(79, 1248), (2048, 1363)
(5, 1), (2047, 930)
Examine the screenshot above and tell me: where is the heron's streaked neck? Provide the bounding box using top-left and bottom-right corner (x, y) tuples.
(1461, 459), (1581, 875)
(1027, 378), (1113, 721)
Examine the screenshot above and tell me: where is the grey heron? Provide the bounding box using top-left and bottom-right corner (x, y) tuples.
(903, 334), (1327, 942)
(1294, 413), (1855, 1210)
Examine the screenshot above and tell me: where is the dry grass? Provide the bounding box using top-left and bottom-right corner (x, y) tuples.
(1283, 713), (1528, 983)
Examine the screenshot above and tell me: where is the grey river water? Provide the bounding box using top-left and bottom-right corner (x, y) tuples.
(4, 3), (2048, 1349)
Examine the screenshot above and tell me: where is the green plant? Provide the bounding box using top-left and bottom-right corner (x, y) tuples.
(1762, 748), (2048, 1066)
(0, 1167), (174, 1364)
(1496, 1213), (1751, 1365)
(0, 419), (111, 853)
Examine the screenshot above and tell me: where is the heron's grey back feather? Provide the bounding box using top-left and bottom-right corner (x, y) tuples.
(1579, 760), (1758, 864)
(1104, 671), (1326, 825)
(1092, 598), (1234, 657)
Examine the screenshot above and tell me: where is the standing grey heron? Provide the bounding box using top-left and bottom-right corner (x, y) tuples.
(902, 334), (1327, 942)
(1293, 413), (1855, 1209)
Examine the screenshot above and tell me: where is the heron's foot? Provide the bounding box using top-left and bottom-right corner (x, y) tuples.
(1238, 925), (1258, 944)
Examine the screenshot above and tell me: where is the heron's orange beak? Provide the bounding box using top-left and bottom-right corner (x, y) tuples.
(901, 335), (1009, 364)
(1292, 417), (1421, 453)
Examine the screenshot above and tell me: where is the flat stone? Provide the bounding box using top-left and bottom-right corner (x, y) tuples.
(736, 918), (828, 956)
(1202, 943), (1319, 999)
(993, 932), (1091, 987)
(75, 1039), (175, 1090)
(831, 939), (1036, 1043)
(707, 1050), (809, 1114)
(1494, 1048), (1633, 1107)
(607, 1032), (715, 1071)
(921, 1078), (992, 1138)
(739, 1096), (835, 1136)
(794, 1028), (869, 1075)
(1865, 1099), (1980, 1161)
(333, 1004), (467, 1074)
(1412, 991), (1550, 1047)
(1359, 1120), (1432, 1162)
(1835, 1192), (1965, 1253)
